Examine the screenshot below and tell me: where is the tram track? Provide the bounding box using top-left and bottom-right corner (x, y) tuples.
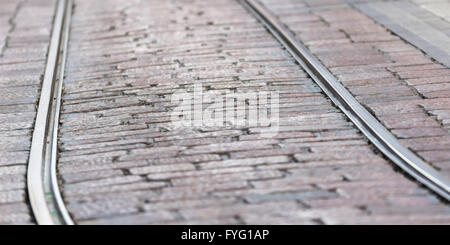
(240, 0), (450, 201)
(25, 0), (449, 225)
(27, 0), (73, 225)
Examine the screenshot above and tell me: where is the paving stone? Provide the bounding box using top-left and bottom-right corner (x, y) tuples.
(129, 163), (196, 175)
(244, 190), (338, 203)
(171, 170), (283, 186)
(0, 190), (26, 204)
(64, 181), (167, 197)
(198, 156), (289, 169)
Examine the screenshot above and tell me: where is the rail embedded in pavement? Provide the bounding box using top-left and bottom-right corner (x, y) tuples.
(240, 0), (450, 201)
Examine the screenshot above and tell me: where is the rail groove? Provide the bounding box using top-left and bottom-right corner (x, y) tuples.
(240, 0), (450, 201)
(27, 0), (74, 225)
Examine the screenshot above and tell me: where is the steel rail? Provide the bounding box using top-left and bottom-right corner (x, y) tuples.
(27, 0), (74, 225)
(241, 0), (450, 201)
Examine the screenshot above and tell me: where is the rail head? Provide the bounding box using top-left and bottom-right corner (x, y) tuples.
(27, 0), (74, 225)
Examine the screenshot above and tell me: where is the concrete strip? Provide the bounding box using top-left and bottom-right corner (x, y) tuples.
(351, 1), (450, 67)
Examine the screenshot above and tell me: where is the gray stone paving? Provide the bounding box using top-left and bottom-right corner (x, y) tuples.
(55, 0), (450, 225)
(412, 0), (450, 22)
(0, 0), (56, 225)
(346, 0), (450, 67)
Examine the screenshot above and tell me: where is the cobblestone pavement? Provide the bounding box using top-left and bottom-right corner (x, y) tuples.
(56, 0), (450, 225)
(0, 0), (55, 225)
(260, 0), (450, 180)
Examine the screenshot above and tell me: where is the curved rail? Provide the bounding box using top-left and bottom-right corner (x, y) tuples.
(240, 0), (450, 200)
(27, 0), (74, 225)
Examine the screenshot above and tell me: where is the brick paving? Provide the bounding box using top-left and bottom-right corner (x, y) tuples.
(56, 0), (450, 225)
(0, 0), (56, 224)
(260, 0), (450, 179)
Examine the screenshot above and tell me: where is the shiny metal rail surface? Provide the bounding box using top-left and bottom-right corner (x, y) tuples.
(27, 0), (74, 225)
(240, 0), (450, 201)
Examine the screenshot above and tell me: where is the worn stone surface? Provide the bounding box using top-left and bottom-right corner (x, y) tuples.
(55, 0), (450, 225)
(261, 0), (450, 180)
(0, 0), (56, 225)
